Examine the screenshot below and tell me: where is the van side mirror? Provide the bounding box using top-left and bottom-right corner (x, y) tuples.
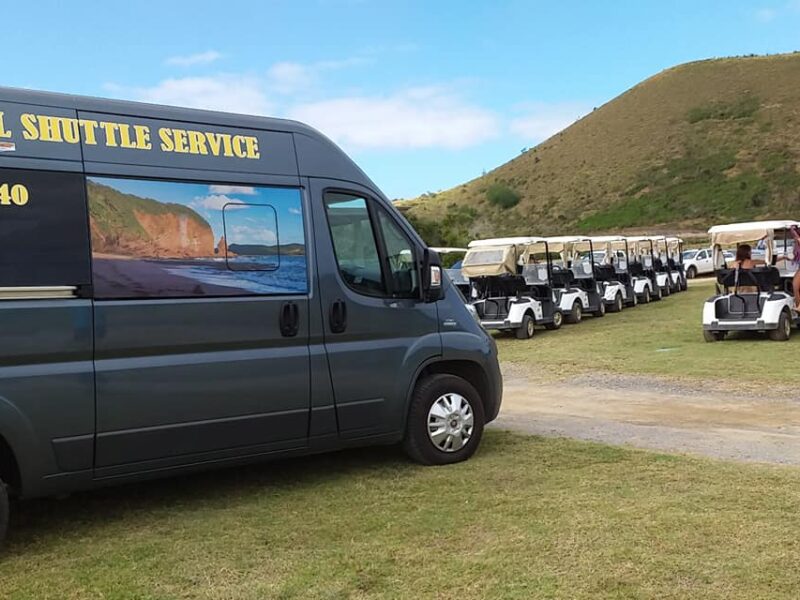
(421, 248), (443, 302)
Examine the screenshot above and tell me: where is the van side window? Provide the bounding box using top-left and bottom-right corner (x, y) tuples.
(376, 206), (419, 297)
(324, 192), (385, 296)
(87, 176), (307, 298)
(0, 168), (91, 288)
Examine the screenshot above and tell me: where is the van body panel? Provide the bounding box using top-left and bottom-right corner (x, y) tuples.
(93, 296), (311, 470)
(0, 300), (95, 495)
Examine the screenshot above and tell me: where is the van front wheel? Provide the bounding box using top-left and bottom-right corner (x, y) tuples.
(0, 477), (8, 548)
(403, 374), (485, 465)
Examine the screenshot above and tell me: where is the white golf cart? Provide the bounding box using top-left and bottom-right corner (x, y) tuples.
(544, 236), (607, 322)
(625, 237), (660, 303)
(702, 220), (800, 342)
(589, 235), (638, 310)
(664, 236), (688, 292)
(430, 247), (469, 297)
(462, 237), (562, 338)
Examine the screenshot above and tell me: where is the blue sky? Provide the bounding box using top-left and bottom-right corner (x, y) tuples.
(89, 177), (305, 245)
(6, 1), (800, 198)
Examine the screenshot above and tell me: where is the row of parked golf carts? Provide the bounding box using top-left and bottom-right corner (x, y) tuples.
(435, 235), (687, 339)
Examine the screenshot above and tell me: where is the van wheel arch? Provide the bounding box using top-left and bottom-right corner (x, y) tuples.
(0, 434), (21, 498)
(408, 360), (494, 427)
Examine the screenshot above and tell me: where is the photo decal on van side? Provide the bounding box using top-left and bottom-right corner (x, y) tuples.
(88, 176), (307, 298)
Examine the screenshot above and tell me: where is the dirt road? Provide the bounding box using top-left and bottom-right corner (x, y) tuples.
(492, 366), (800, 465)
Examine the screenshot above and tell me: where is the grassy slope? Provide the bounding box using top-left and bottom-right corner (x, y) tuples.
(401, 53), (800, 246)
(2, 431), (800, 599)
(498, 278), (798, 386)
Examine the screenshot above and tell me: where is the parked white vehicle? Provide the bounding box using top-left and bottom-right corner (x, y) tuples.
(683, 248), (714, 278)
(587, 236), (636, 311)
(625, 237), (660, 302)
(664, 236), (688, 292)
(702, 220), (800, 342)
(462, 237), (562, 338)
(544, 236), (607, 322)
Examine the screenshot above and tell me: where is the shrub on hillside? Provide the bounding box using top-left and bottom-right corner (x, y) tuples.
(486, 183), (521, 209)
(687, 95), (759, 123)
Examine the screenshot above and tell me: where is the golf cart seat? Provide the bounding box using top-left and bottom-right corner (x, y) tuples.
(550, 267), (575, 288)
(593, 264), (615, 282)
(628, 262), (645, 277)
(653, 257), (665, 272)
(716, 267), (780, 292)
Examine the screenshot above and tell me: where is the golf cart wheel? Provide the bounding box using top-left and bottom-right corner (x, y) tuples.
(686, 266), (697, 279)
(680, 277), (688, 292)
(662, 284), (671, 297)
(565, 301), (582, 324)
(653, 285), (662, 301)
(593, 300), (606, 318)
(769, 310), (792, 341)
(641, 288), (651, 304)
(0, 477), (8, 548)
(703, 330), (727, 343)
(402, 374), (485, 465)
(545, 310), (563, 330)
(515, 314), (535, 339)
(609, 293), (623, 313)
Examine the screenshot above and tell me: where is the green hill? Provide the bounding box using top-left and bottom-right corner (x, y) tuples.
(399, 53), (800, 246)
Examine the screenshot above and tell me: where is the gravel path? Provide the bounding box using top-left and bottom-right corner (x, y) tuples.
(491, 367), (800, 465)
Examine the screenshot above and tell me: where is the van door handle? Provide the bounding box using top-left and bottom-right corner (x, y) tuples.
(329, 299), (347, 334)
(279, 301), (299, 337)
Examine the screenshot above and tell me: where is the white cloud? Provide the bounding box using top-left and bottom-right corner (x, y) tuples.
(229, 224), (277, 245)
(194, 194), (248, 211)
(509, 102), (592, 142)
(208, 185), (257, 196)
(267, 57), (370, 94)
(288, 207), (302, 215)
(121, 75), (272, 115)
(166, 50), (223, 67)
(755, 7), (777, 21)
(288, 86), (499, 150)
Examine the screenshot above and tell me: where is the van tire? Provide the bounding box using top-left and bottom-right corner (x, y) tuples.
(565, 302), (582, 324)
(0, 477), (8, 548)
(769, 310), (792, 341)
(403, 374), (485, 465)
(687, 266), (697, 279)
(515, 314), (535, 339)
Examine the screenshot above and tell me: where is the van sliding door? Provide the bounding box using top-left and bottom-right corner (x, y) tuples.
(88, 172), (311, 475)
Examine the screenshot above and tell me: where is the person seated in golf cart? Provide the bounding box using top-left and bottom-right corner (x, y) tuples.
(703, 220), (800, 342)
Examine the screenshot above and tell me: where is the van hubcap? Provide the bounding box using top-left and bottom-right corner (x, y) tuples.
(428, 393), (474, 452)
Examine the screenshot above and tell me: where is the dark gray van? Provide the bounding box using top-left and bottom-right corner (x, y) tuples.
(0, 87), (501, 544)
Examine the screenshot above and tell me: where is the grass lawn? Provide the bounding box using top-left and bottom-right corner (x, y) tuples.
(2, 431), (800, 599)
(496, 277), (799, 385)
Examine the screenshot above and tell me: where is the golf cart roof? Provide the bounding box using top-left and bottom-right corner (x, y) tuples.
(467, 236), (544, 248)
(429, 247), (467, 254)
(625, 236), (655, 243)
(665, 236), (684, 242)
(708, 220), (800, 245)
(463, 238), (539, 277)
(543, 235), (590, 244)
(588, 235), (626, 243)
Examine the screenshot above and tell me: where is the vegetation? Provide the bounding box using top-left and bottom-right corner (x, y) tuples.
(485, 182), (521, 209)
(400, 53), (800, 241)
(3, 428), (800, 598)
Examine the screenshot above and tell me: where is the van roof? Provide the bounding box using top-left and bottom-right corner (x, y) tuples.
(0, 85), (377, 191)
